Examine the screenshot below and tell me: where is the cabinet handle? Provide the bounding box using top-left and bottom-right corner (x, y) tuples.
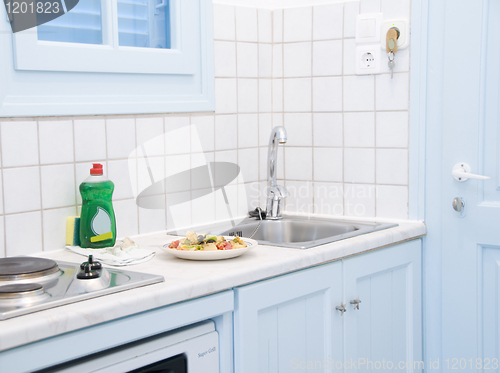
(350, 296), (361, 310)
(335, 302), (347, 316)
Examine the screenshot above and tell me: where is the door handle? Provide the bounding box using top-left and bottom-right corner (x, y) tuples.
(452, 163), (490, 182)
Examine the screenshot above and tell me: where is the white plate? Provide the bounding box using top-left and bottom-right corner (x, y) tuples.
(161, 236), (258, 261)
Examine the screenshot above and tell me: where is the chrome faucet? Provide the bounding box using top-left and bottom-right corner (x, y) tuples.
(266, 126), (289, 219)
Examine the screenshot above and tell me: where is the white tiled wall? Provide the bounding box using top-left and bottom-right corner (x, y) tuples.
(274, 0), (411, 220)
(0, 0), (411, 257)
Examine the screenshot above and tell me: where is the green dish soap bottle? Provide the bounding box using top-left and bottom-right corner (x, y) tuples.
(79, 163), (116, 248)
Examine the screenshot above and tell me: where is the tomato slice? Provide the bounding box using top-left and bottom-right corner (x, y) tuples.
(169, 240), (180, 249)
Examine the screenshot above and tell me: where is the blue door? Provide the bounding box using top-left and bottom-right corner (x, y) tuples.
(425, 0), (500, 367)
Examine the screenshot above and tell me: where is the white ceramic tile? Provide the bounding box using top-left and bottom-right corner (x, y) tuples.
(343, 75), (375, 111)
(272, 79), (284, 112)
(238, 182), (260, 213)
(344, 112), (375, 147)
(344, 183), (375, 217)
(214, 150), (237, 188)
(376, 111), (408, 148)
(74, 119), (107, 162)
(165, 154), (190, 193)
(259, 44), (273, 78)
(137, 155), (165, 197)
(258, 9), (272, 43)
(237, 42), (258, 78)
(376, 185), (408, 219)
(0, 172), (3, 214)
(313, 113), (343, 147)
(284, 7), (312, 42)
(284, 180), (313, 214)
(344, 148), (375, 183)
(39, 121), (74, 164)
(314, 182), (344, 215)
(312, 40), (342, 76)
(376, 149), (408, 185)
(284, 42), (312, 77)
(284, 78), (312, 112)
(376, 73), (409, 111)
(285, 147), (312, 181)
(1, 121), (38, 167)
(238, 148), (259, 182)
(343, 38), (357, 75)
(191, 189), (215, 226)
(272, 44), (283, 78)
(215, 183), (238, 222)
(344, 1), (360, 38)
(259, 146), (284, 181)
(136, 117), (164, 157)
(191, 116), (215, 152)
(237, 79), (259, 113)
(190, 152), (213, 191)
(272, 113), (284, 127)
(107, 160), (135, 200)
(235, 6), (258, 42)
(113, 199), (139, 238)
(165, 117), (191, 155)
(259, 79), (272, 113)
(5, 211), (43, 256)
(314, 148), (343, 182)
(313, 3), (343, 40)
(313, 77), (342, 112)
(273, 9), (283, 42)
(166, 191), (191, 231)
(238, 114), (259, 148)
(259, 114), (273, 146)
(0, 216), (4, 257)
(214, 41), (237, 77)
(42, 206), (76, 251)
(381, 0), (410, 19)
(40, 164), (76, 209)
(3, 167), (41, 214)
(215, 78), (238, 114)
(106, 118), (136, 160)
(284, 113), (312, 146)
(138, 196), (166, 234)
(215, 115), (237, 151)
(213, 4), (235, 41)
(360, 0), (380, 13)
(75, 161), (106, 204)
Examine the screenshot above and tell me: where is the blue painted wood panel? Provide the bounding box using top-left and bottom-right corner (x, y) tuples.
(234, 261), (342, 373)
(343, 240), (422, 373)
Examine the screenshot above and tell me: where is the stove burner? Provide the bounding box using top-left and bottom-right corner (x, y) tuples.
(0, 283), (44, 299)
(0, 257), (59, 281)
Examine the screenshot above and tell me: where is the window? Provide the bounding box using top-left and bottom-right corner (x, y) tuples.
(0, 0), (214, 116)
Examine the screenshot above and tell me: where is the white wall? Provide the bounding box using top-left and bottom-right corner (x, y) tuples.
(0, 0), (411, 257)
(213, 0), (354, 10)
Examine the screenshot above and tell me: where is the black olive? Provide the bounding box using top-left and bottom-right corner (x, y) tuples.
(206, 239), (216, 243)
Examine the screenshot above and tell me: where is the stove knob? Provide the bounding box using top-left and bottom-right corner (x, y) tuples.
(80, 255), (102, 271)
(76, 262), (101, 280)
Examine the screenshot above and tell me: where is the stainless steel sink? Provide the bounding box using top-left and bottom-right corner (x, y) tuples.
(170, 215), (398, 249)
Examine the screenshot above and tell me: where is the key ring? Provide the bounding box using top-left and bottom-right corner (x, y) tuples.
(388, 51), (394, 61)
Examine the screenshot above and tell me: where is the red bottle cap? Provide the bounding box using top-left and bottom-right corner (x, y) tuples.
(90, 163), (103, 175)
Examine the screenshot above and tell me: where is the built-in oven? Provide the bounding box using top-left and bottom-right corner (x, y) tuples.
(37, 321), (219, 373)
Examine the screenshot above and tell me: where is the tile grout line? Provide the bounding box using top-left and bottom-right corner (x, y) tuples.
(0, 123), (6, 257)
(36, 121), (45, 252)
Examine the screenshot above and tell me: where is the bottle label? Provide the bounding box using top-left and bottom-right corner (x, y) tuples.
(90, 207), (113, 242)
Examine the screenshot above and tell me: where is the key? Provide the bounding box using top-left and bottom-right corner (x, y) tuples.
(388, 53), (395, 79)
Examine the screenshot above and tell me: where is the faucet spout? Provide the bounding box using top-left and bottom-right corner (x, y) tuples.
(266, 126), (288, 219)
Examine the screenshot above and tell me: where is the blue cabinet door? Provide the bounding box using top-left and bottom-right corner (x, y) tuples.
(343, 240), (422, 373)
(234, 261), (343, 373)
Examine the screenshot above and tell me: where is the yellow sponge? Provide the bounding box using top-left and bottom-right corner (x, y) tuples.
(66, 216), (81, 246)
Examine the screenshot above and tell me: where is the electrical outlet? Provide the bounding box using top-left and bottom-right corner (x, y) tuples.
(356, 45), (380, 75)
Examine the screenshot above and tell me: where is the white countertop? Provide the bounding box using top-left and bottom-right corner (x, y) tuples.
(0, 218), (425, 352)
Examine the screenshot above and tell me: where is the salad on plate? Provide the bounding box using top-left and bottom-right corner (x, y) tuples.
(167, 231), (247, 251)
